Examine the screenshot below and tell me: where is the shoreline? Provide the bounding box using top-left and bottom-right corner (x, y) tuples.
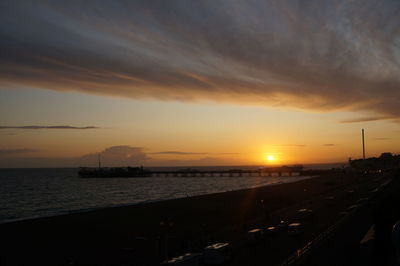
(0, 174), (317, 225)
(1, 171), (375, 265)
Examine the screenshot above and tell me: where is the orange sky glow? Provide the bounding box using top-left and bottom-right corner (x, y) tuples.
(1, 1), (400, 167)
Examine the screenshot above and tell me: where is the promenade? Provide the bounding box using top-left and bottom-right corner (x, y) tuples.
(0, 170), (396, 266)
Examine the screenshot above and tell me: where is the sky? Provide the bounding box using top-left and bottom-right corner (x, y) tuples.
(0, 0), (399, 167)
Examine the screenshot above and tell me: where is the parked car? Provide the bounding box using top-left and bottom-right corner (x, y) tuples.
(264, 226), (278, 236)
(203, 243), (232, 265)
(246, 228), (264, 244)
(296, 208), (313, 220)
(161, 253), (202, 266)
(288, 223), (304, 236)
(276, 220), (288, 231)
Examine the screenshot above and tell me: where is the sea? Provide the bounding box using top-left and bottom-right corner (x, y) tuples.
(0, 164), (344, 223)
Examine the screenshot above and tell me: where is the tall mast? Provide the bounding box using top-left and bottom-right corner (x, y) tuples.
(98, 153), (101, 168)
(362, 128), (365, 160)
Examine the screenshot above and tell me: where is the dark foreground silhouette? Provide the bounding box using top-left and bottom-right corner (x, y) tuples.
(1, 170), (399, 266)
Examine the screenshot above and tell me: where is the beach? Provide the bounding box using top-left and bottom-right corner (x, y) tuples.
(0, 170), (395, 265)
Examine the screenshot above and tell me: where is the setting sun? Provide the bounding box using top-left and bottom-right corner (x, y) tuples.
(266, 155), (275, 162)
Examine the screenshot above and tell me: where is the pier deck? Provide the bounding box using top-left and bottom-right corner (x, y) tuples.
(149, 167), (342, 178)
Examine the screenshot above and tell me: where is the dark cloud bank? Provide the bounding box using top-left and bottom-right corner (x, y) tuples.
(1, 1), (400, 120)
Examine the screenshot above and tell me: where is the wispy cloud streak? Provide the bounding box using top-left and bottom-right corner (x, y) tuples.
(340, 116), (392, 123)
(152, 151), (208, 155)
(0, 1), (400, 119)
(0, 125), (99, 130)
(274, 144), (307, 147)
(0, 148), (37, 156)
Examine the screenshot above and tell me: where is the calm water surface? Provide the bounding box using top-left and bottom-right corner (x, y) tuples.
(0, 168), (316, 223)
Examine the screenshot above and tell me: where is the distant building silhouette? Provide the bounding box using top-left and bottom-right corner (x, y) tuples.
(349, 152), (400, 171)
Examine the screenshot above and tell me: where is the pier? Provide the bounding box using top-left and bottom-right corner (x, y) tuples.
(150, 166), (304, 178)
(79, 165), (343, 178)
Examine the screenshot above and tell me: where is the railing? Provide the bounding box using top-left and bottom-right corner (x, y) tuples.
(280, 213), (349, 266)
(279, 179), (391, 266)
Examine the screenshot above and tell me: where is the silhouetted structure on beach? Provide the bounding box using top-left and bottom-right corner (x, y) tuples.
(349, 153), (400, 172)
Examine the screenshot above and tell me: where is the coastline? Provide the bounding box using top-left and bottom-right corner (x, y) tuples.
(0, 171), (386, 265)
(0, 173), (316, 225)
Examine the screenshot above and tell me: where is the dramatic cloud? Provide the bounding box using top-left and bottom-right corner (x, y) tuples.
(0, 145), (238, 167)
(0, 125), (99, 130)
(79, 146), (150, 166)
(0, 148), (38, 156)
(322, 144), (339, 147)
(374, 138), (391, 141)
(152, 151), (208, 155)
(1, 1), (400, 119)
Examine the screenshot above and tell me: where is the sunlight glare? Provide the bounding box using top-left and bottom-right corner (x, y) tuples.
(267, 155), (275, 162)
